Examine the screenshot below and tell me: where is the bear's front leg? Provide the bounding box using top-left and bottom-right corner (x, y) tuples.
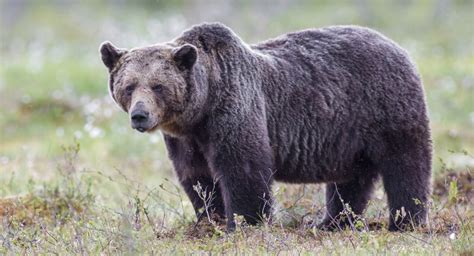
(209, 136), (274, 231)
(164, 135), (225, 222)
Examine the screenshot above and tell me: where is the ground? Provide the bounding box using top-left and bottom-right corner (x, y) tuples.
(0, 1), (473, 254)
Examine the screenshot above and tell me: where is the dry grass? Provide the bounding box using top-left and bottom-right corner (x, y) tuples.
(0, 146), (472, 254)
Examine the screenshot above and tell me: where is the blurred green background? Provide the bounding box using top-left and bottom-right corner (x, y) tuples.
(0, 0), (473, 199)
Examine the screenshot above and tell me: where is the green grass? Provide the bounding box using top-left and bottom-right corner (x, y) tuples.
(0, 0), (473, 254)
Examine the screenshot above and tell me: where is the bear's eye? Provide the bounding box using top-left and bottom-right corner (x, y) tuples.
(152, 84), (163, 94)
(125, 84), (135, 96)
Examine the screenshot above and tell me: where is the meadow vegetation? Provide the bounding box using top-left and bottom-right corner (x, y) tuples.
(0, 0), (472, 254)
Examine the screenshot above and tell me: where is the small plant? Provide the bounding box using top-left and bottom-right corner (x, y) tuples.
(192, 181), (218, 225)
(448, 180), (459, 206)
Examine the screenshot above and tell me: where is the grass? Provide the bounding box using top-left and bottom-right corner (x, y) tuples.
(0, 0), (473, 254)
(0, 145), (472, 254)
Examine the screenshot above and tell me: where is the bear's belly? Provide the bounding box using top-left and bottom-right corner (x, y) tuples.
(271, 146), (357, 184)
(273, 165), (356, 184)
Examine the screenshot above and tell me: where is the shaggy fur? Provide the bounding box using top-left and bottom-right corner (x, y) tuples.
(100, 23), (432, 231)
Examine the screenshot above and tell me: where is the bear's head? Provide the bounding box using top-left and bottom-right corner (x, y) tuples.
(100, 41), (207, 136)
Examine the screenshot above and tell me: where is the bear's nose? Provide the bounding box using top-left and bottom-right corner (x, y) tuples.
(131, 110), (149, 124)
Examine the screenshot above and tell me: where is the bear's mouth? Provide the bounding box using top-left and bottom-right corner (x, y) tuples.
(131, 122), (151, 133)
(132, 124), (159, 133)
(132, 119), (172, 134)
(134, 122), (161, 134)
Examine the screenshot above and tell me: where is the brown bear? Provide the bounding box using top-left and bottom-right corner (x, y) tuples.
(100, 22), (432, 231)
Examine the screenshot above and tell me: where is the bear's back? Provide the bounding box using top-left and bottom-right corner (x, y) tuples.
(252, 26), (412, 75)
(252, 25), (423, 118)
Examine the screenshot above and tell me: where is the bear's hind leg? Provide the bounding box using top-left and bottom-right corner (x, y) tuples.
(380, 147), (431, 231)
(319, 174), (378, 231)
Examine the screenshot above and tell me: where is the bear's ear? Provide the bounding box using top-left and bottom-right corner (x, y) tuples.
(172, 44), (197, 71)
(99, 41), (127, 71)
